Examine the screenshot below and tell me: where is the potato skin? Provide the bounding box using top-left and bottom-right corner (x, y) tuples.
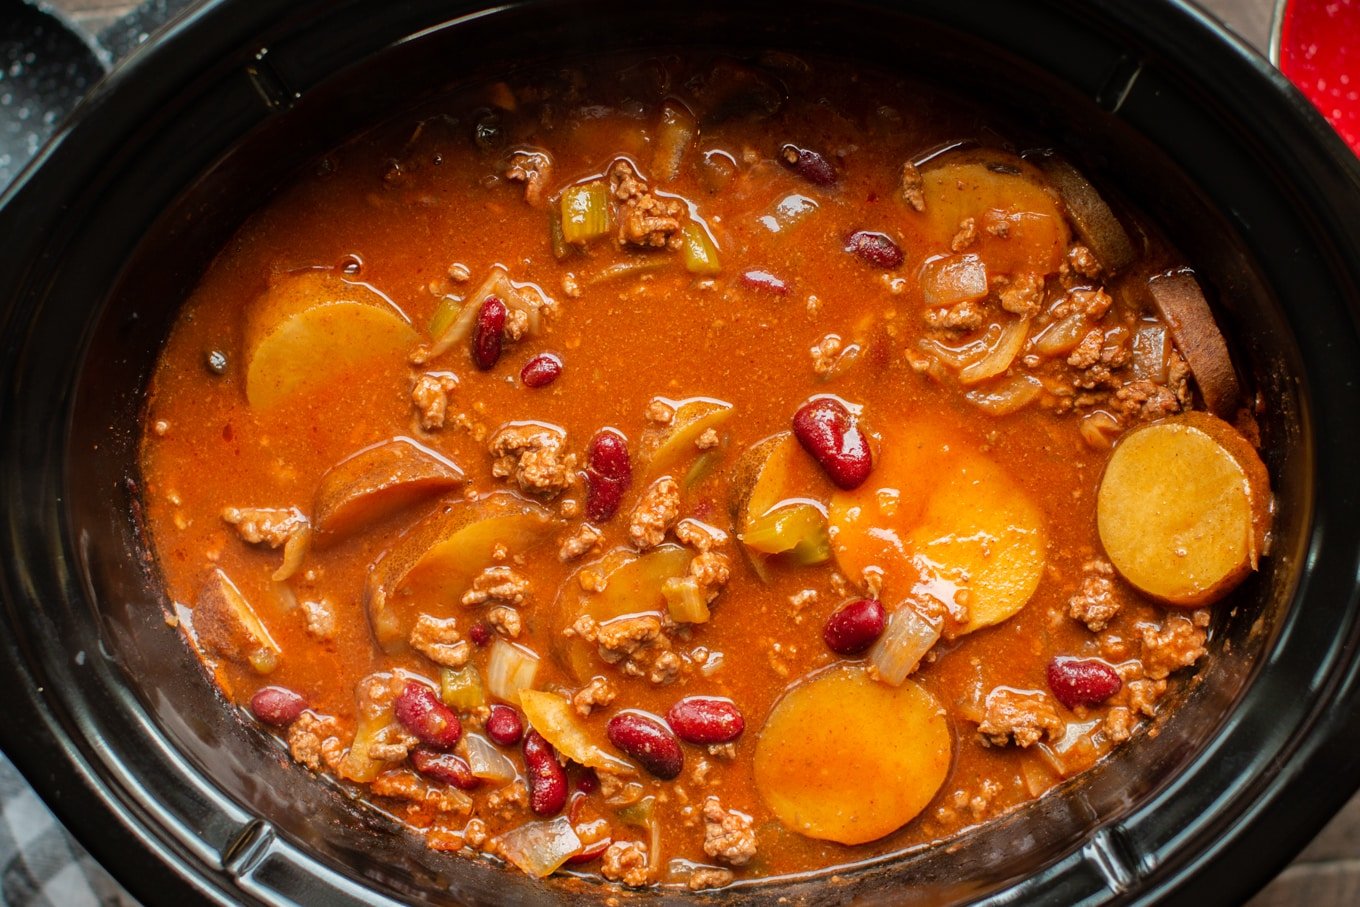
(1096, 412), (1271, 607)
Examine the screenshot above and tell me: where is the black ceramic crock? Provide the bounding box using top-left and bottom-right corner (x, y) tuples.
(2, 0), (1359, 903)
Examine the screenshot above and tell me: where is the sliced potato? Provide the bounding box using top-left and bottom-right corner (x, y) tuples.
(365, 493), (559, 651)
(1097, 412), (1270, 605)
(193, 567), (280, 674)
(312, 438), (464, 544)
(730, 433), (831, 567)
(1031, 155), (1136, 273)
(245, 270), (418, 409)
(1140, 270), (1242, 418)
(519, 690), (636, 774)
(639, 397), (734, 477)
(551, 545), (692, 680)
(753, 665), (951, 845)
(909, 151), (1070, 277)
(829, 415), (1046, 635)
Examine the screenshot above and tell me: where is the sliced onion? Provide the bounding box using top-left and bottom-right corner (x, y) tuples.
(759, 193), (818, 233)
(486, 638), (540, 704)
(1131, 323), (1169, 382)
(1079, 411), (1121, 450)
(958, 317), (1031, 386)
(425, 268), (505, 357)
(499, 816), (582, 878)
(652, 101), (697, 183)
(868, 607), (941, 686)
(518, 690), (635, 774)
(1030, 312), (1088, 357)
(965, 375), (1044, 416)
(919, 326), (996, 370)
(461, 732), (518, 784)
(920, 253), (988, 307)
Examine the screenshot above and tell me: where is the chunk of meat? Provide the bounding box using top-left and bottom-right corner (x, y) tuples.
(924, 299), (985, 332)
(601, 840), (651, 887)
(687, 867), (735, 891)
(950, 217), (978, 252)
(488, 422), (577, 497)
(900, 161), (926, 212)
(1124, 677), (1168, 717)
(695, 428), (720, 450)
(461, 565), (531, 607)
(1068, 244), (1102, 279)
(1139, 611), (1209, 680)
(1053, 286), (1113, 320)
(288, 711), (344, 772)
(412, 373), (459, 431)
(1103, 705), (1135, 743)
(701, 797), (757, 866)
(486, 605), (522, 639)
(573, 614), (682, 684)
(689, 551), (732, 602)
(1067, 329), (1105, 369)
(629, 476), (681, 549)
(1068, 559), (1120, 632)
(410, 614), (470, 667)
(221, 506), (311, 581)
(302, 599), (335, 640)
(645, 399), (675, 424)
(558, 523), (603, 562)
(675, 518), (729, 552)
(609, 160), (685, 249)
(572, 676), (618, 716)
(998, 273), (1044, 317)
(977, 688), (1064, 748)
(810, 334), (844, 377)
(503, 149), (553, 208)
(371, 769), (471, 816)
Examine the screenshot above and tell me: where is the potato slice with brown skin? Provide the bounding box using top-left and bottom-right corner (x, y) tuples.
(729, 432), (831, 567)
(908, 151), (1070, 277)
(1031, 155), (1137, 273)
(1139, 270), (1242, 419)
(551, 545), (692, 680)
(245, 270), (418, 409)
(829, 415), (1046, 635)
(639, 397), (734, 478)
(754, 665), (951, 845)
(1097, 412), (1271, 606)
(193, 568), (281, 674)
(312, 437), (464, 544)
(365, 493), (559, 652)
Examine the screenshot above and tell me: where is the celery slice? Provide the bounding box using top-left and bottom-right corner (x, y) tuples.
(663, 576), (711, 624)
(440, 664), (485, 711)
(560, 181), (612, 245)
(680, 222), (721, 275)
(741, 502), (829, 561)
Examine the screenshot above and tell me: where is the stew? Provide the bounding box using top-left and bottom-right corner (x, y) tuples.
(139, 53), (1273, 889)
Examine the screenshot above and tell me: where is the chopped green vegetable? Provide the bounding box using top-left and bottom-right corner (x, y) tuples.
(741, 501), (830, 564)
(440, 664), (485, 711)
(548, 207), (570, 260)
(683, 447), (723, 490)
(679, 222), (721, 275)
(427, 296), (462, 339)
(586, 256), (670, 286)
(560, 181), (612, 245)
(663, 576), (711, 624)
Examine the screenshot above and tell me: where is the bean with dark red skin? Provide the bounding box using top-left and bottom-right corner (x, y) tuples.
(485, 704), (524, 746)
(523, 730), (567, 816)
(468, 622), (491, 647)
(410, 747), (480, 790)
(666, 697), (745, 745)
(249, 686), (307, 727)
(585, 429), (631, 523)
(792, 397), (873, 490)
(567, 837), (613, 864)
(472, 297), (507, 370)
(844, 230), (903, 268)
(1046, 657), (1123, 710)
(576, 767), (600, 794)
(823, 598), (887, 655)
(520, 352), (562, 388)
(607, 711), (683, 780)
(739, 269), (789, 295)
(393, 681), (462, 749)
(780, 144), (837, 186)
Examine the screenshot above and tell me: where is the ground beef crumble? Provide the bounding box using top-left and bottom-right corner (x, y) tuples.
(900, 161), (926, 211)
(601, 840), (651, 886)
(461, 565), (530, 607)
(629, 476), (681, 549)
(925, 298), (986, 332)
(486, 605), (522, 639)
(410, 614), (470, 667)
(1068, 559), (1120, 632)
(502, 148), (553, 207)
(558, 523), (603, 562)
(701, 797), (757, 866)
(977, 688), (1065, 748)
(372, 768), (471, 816)
(1139, 611), (1209, 679)
(570, 614), (682, 684)
(287, 711), (344, 772)
(609, 160), (685, 249)
(412, 373), (459, 430)
(488, 422), (577, 497)
(572, 676), (618, 716)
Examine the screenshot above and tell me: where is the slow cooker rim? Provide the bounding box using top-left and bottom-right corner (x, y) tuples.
(1, 0), (1359, 905)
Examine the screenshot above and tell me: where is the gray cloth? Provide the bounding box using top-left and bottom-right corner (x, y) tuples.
(0, 756), (137, 907)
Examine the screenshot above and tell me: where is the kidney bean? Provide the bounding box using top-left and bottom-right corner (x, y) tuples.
(585, 429), (631, 522)
(1046, 657), (1123, 710)
(739, 269), (789, 295)
(666, 697), (745, 745)
(394, 681), (462, 749)
(576, 766), (600, 794)
(485, 704), (524, 746)
(249, 686), (307, 727)
(566, 836), (613, 865)
(410, 747), (480, 790)
(523, 730), (567, 816)
(521, 352), (563, 388)
(844, 230), (903, 268)
(780, 144), (837, 186)
(792, 396), (873, 490)
(472, 296), (507, 370)
(607, 711), (684, 780)
(823, 598), (887, 655)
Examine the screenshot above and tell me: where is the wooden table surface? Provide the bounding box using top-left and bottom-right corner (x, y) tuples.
(37, 0), (1357, 903)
